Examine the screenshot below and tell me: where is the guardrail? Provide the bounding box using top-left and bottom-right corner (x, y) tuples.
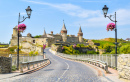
(49, 50), (110, 72)
(55, 52), (117, 69)
(20, 58), (49, 73)
(11, 55), (44, 66)
(88, 59), (108, 72)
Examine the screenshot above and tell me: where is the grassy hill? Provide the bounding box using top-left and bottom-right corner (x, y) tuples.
(92, 38), (130, 54)
(92, 38), (129, 46)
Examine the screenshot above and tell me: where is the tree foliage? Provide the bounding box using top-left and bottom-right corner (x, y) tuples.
(34, 35), (41, 38)
(62, 44), (97, 55)
(119, 45), (130, 54)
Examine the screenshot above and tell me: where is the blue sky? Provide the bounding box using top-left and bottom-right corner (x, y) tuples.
(0, 0), (130, 43)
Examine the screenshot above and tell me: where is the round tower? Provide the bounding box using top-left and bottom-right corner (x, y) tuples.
(78, 26), (83, 43)
(61, 21), (67, 42)
(27, 33), (32, 37)
(12, 26), (18, 37)
(51, 31), (53, 35)
(12, 26), (22, 37)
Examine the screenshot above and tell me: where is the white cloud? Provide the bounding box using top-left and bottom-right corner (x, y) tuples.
(20, 12), (26, 15)
(74, 9), (130, 28)
(24, 0), (130, 27)
(24, 0), (100, 18)
(116, 9), (130, 25)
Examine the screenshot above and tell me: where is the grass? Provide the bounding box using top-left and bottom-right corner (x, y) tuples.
(92, 40), (115, 46)
(0, 48), (29, 57)
(92, 38), (130, 54)
(0, 45), (9, 47)
(92, 38), (130, 47)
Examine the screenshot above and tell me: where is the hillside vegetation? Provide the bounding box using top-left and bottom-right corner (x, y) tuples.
(92, 38), (130, 54)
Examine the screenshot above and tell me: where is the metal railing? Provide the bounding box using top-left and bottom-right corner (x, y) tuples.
(56, 52), (118, 69)
(10, 54), (44, 66)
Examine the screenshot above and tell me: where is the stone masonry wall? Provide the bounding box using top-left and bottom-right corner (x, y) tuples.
(118, 54), (130, 80)
(0, 57), (12, 74)
(51, 44), (62, 52)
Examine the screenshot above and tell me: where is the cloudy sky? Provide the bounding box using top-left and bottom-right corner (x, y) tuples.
(0, 0), (130, 43)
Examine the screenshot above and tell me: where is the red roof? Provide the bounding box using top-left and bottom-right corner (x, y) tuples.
(126, 38), (130, 40)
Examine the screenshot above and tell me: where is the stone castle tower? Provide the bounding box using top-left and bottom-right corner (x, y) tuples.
(12, 26), (18, 37)
(61, 21), (67, 42)
(12, 26), (22, 37)
(43, 29), (46, 35)
(78, 26), (83, 42)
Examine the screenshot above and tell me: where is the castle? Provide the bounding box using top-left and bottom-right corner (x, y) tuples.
(10, 21), (84, 48)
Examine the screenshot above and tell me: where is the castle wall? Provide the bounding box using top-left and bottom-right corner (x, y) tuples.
(33, 38), (55, 47)
(47, 38), (55, 47)
(10, 37), (17, 46)
(34, 38), (46, 45)
(67, 37), (79, 43)
(10, 37), (32, 46)
(53, 35), (62, 41)
(20, 42), (42, 54)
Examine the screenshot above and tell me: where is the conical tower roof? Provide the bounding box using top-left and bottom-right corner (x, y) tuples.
(13, 26), (18, 29)
(43, 29), (46, 35)
(78, 26), (83, 36)
(78, 26), (82, 33)
(61, 21), (67, 31)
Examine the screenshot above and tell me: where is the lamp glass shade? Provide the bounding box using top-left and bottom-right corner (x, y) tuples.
(25, 6), (32, 17)
(102, 5), (109, 16)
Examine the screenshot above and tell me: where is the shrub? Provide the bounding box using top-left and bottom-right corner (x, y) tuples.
(76, 44), (85, 47)
(119, 45), (130, 54)
(29, 51), (34, 56)
(8, 46), (17, 52)
(35, 51), (39, 55)
(87, 50), (97, 54)
(103, 44), (112, 53)
(12, 65), (16, 71)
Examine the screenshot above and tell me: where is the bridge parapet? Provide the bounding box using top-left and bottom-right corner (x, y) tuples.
(20, 59), (50, 73)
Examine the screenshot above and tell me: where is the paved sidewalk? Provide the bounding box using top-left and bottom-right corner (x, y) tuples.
(0, 72), (22, 80)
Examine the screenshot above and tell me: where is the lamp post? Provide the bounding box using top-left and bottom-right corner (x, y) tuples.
(17, 6), (32, 70)
(102, 5), (117, 70)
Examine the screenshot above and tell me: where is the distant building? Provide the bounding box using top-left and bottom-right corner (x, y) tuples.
(10, 21), (85, 47)
(126, 38), (130, 41)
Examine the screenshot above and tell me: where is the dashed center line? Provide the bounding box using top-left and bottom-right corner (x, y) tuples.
(57, 62), (69, 82)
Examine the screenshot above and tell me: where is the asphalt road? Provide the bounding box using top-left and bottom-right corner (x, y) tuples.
(4, 48), (104, 82)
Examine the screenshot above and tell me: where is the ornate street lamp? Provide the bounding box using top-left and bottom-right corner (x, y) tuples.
(102, 5), (109, 18)
(102, 5), (117, 70)
(17, 6), (32, 70)
(25, 6), (32, 18)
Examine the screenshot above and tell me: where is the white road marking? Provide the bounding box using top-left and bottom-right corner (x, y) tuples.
(57, 62), (69, 82)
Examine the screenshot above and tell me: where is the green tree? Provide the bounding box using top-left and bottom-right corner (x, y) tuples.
(34, 35), (41, 38)
(103, 44), (112, 53)
(119, 45), (130, 54)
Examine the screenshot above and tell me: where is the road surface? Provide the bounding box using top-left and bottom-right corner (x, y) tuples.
(3, 48), (104, 82)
